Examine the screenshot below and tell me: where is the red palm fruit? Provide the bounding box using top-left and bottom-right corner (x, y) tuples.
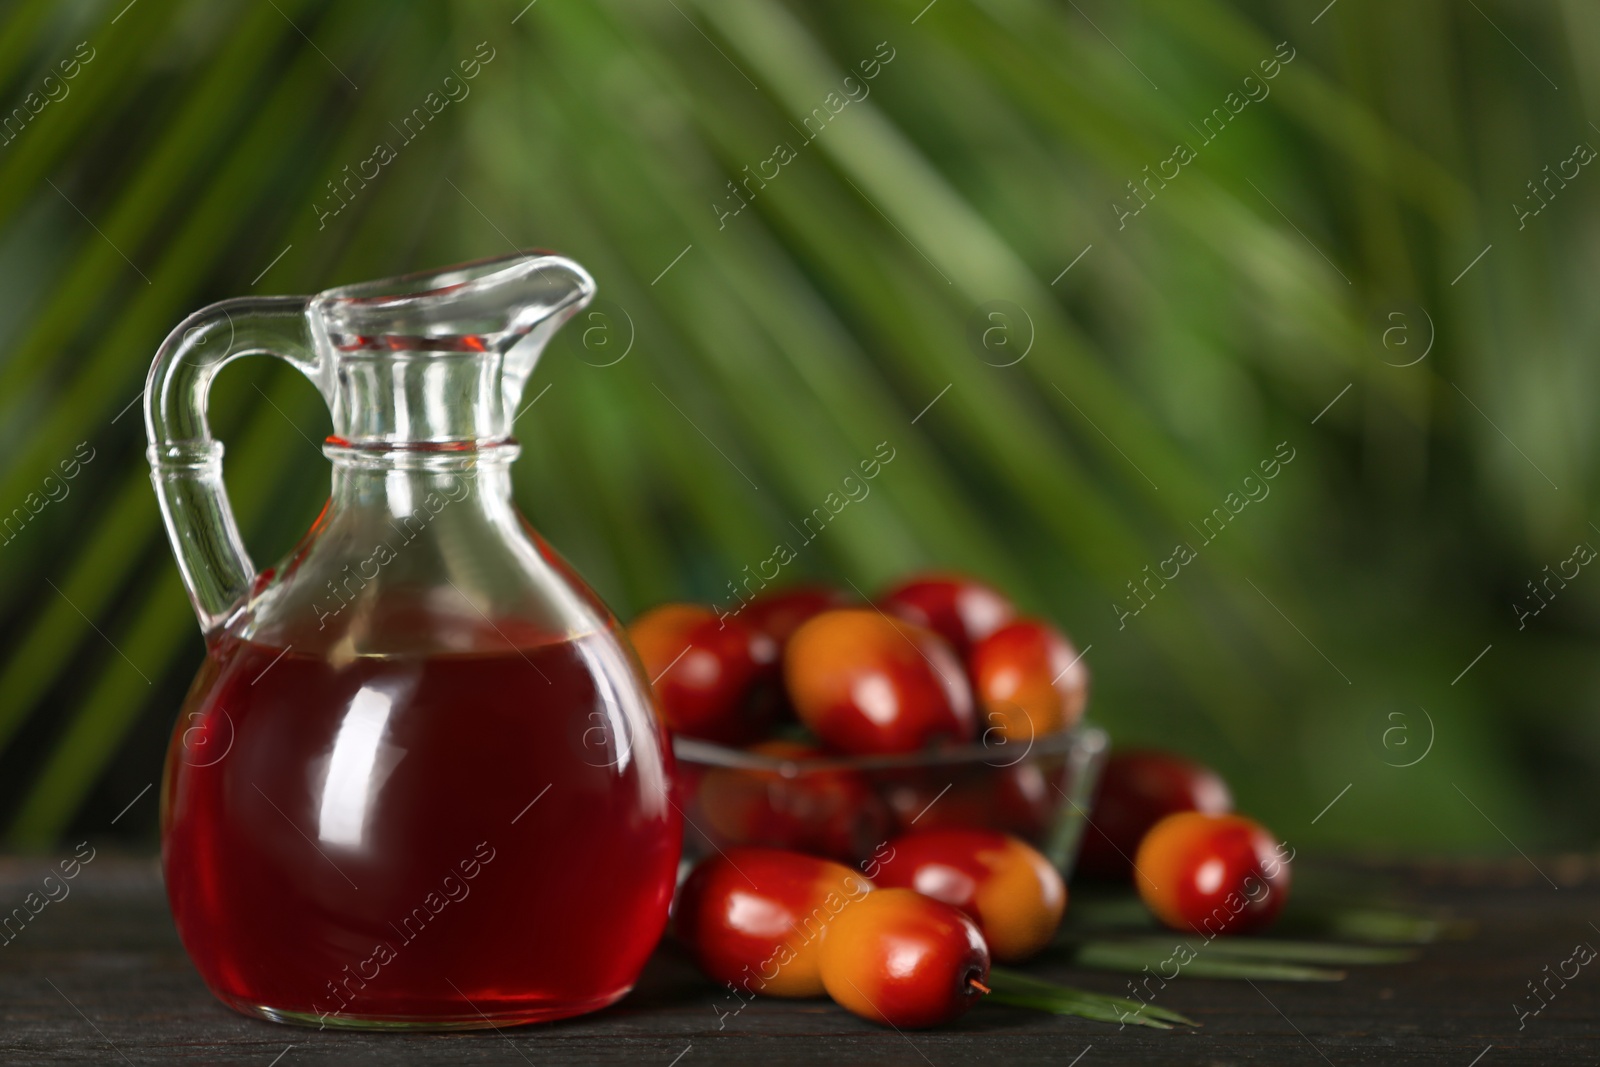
(628, 604), (777, 744)
(1134, 812), (1291, 935)
(986, 762), (1055, 839)
(877, 573), (1015, 655)
(675, 848), (874, 998)
(1078, 749), (1233, 879)
(819, 888), (991, 1028)
(697, 740), (893, 862)
(739, 585), (853, 648)
(784, 609), (975, 755)
(736, 587), (852, 729)
(969, 619), (1088, 741)
(873, 829), (1066, 962)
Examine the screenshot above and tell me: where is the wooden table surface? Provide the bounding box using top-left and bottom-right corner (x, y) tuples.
(2, 854), (1595, 1065)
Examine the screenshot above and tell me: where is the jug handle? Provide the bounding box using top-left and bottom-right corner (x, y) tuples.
(144, 296), (321, 639)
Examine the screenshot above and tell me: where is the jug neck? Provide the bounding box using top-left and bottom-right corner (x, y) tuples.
(323, 443), (519, 506)
(324, 349), (518, 448)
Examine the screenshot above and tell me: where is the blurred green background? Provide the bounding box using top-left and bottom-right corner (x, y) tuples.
(0, 0), (1593, 853)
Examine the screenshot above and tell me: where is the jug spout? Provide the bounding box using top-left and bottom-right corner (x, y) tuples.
(311, 252), (596, 448)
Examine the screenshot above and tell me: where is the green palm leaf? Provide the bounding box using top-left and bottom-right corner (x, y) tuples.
(0, 0), (1582, 851)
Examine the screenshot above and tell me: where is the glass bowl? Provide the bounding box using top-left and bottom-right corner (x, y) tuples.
(671, 724), (1108, 878)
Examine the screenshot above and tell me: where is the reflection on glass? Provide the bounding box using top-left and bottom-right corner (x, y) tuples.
(317, 685), (397, 848)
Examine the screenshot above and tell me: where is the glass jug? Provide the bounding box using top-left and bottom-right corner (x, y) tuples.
(144, 253), (681, 1030)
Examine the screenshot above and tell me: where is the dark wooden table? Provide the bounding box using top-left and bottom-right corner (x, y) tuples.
(2, 854), (1595, 1065)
